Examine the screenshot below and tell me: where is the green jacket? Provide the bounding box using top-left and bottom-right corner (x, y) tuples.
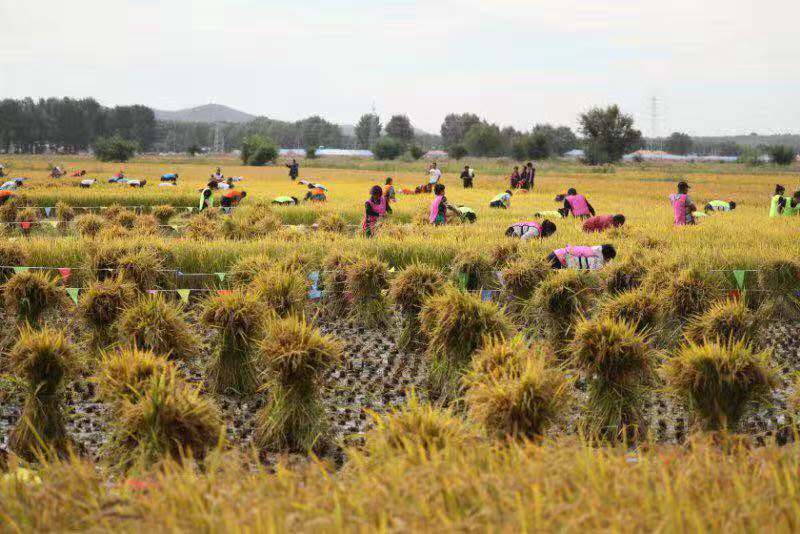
(770, 195), (792, 217)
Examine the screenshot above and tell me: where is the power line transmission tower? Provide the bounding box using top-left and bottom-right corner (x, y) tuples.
(650, 96), (663, 154)
(367, 103), (379, 149)
(213, 123), (224, 153)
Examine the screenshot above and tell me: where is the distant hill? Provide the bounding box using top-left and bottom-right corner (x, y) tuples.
(154, 104), (255, 124)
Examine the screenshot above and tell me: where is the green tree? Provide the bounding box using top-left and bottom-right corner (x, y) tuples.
(440, 113), (482, 148)
(512, 133), (550, 160)
(354, 113), (382, 149)
(93, 135), (138, 162)
(408, 145), (425, 160)
(385, 115), (414, 145)
(241, 135), (278, 166)
(579, 105), (643, 164)
(373, 137), (403, 160)
(463, 123), (503, 157)
(447, 144), (468, 160)
(768, 145), (797, 165)
(531, 124), (578, 156)
(187, 143), (201, 156)
(665, 132), (693, 155)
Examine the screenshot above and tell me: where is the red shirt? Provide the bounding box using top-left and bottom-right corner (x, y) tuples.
(582, 214), (615, 233)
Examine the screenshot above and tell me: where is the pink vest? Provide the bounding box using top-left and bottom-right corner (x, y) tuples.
(363, 197), (387, 231)
(512, 221), (542, 237)
(566, 195), (590, 217)
(429, 195), (446, 224)
(670, 194), (694, 226)
(553, 245), (596, 266)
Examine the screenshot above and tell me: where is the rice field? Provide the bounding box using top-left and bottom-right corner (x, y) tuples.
(2, 153), (800, 532)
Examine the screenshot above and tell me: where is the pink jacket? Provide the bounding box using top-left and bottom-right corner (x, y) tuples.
(429, 195), (446, 224)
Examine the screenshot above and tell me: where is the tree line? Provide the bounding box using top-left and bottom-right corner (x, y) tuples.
(0, 97), (156, 153)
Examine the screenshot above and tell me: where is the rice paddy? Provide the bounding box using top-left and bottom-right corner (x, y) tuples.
(2, 153), (800, 531)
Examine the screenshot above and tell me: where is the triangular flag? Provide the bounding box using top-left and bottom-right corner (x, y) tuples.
(732, 270), (747, 291)
(66, 287), (79, 304)
(19, 222), (31, 230)
(57, 268), (72, 283)
(457, 272), (468, 290)
(215, 272), (226, 282)
(217, 289), (232, 296)
(388, 266), (396, 273)
(46, 220), (58, 228)
(44, 207), (52, 217)
(177, 289), (191, 303)
(12, 266), (30, 274)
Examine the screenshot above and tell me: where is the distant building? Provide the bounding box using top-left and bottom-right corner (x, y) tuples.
(424, 150), (448, 159)
(563, 149), (585, 160)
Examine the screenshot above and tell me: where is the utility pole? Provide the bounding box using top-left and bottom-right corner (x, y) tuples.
(367, 103), (379, 150)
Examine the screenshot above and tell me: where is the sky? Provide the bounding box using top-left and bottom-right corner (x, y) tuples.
(1, 0), (798, 137)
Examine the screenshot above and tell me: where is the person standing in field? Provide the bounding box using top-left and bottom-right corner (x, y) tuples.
(423, 162), (442, 193)
(669, 181), (696, 226)
(363, 185), (391, 237)
(582, 214), (626, 233)
(564, 188), (595, 219)
(520, 162), (535, 190)
(383, 177), (396, 202)
(460, 165), (475, 188)
(510, 166), (521, 189)
(286, 159), (300, 181)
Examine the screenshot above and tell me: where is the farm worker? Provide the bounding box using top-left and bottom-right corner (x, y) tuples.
(669, 181), (696, 226)
(782, 192), (800, 216)
(272, 196), (299, 206)
(428, 162), (442, 185)
(547, 244), (616, 270)
(161, 173), (179, 183)
(0, 179), (20, 191)
(0, 190), (14, 206)
(286, 159), (299, 181)
(220, 189), (247, 209)
(506, 220), (557, 240)
(520, 162), (535, 190)
(213, 167), (224, 181)
(582, 214), (626, 233)
(456, 206), (477, 223)
(71, 170), (86, 177)
(769, 185), (792, 217)
(216, 178), (235, 190)
(199, 188), (214, 211)
(564, 188), (595, 218)
(304, 184), (327, 202)
(50, 166), (64, 178)
(489, 190), (513, 209)
(510, 166), (521, 189)
(460, 165), (475, 188)
(704, 200), (736, 213)
(536, 209), (567, 219)
(127, 179), (146, 188)
(0, 163), (4, 177)
(363, 185), (391, 237)
(692, 210), (709, 221)
(383, 177), (396, 202)
(429, 183), (459, 225)
(79, 179), (96, 188)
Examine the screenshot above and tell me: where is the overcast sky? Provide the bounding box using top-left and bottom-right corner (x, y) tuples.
(1, 0), (797, 136)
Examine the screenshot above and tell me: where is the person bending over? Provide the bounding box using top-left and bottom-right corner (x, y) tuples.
(582, 214), (625, 233)
(564, 188), (595, 219)
(489, 190), (513, 209)
(506, 220), (557, 240)
(547, 244), (616, 270)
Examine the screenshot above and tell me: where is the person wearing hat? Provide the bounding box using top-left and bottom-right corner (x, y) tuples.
(490, 190), (513, 209)
(669, 181), (696, 226)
